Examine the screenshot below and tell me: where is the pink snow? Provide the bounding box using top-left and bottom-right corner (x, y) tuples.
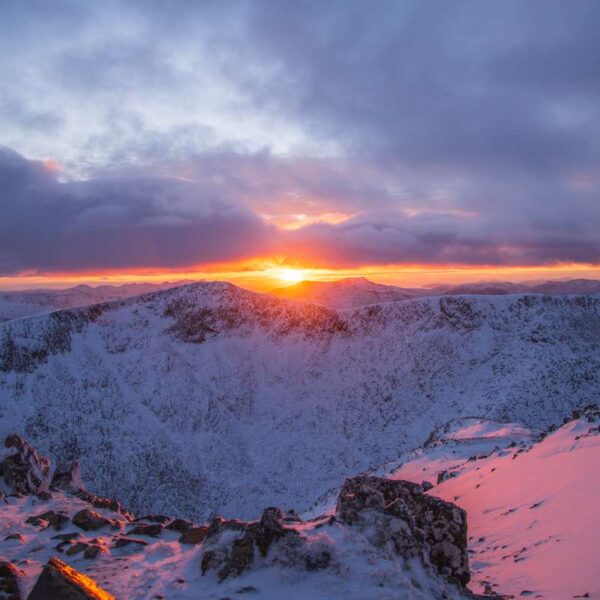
(391, 419), (600, 599)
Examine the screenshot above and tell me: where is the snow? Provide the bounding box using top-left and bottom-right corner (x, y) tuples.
(387, 417), (600, 599)
(1, 283), (599, 522)
(0, 492), (474, 600)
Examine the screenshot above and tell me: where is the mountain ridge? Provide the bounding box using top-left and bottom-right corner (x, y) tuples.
(1, 281), (599, 521)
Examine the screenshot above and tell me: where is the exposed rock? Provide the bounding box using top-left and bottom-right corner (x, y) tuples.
(65, 541), (89, 556)
(0, 561), (24, 600)
(0, 435), (50, 495)
(128, 523), (163, 537)
(201, 507), (300, 581)
(165, 518), (192, 532)
(336, 476), (470, 586)
(27, 556), (114, 599)
(179, 526), (208, 544)
(26, 511), (70, 531)
(113, 536), (147, 549)
(134, 514), (170, 524)
(83, 545), (106, 560)
(4, 533), (26, 543)
(72, 509), (117, 531)
(52, 532), (81, 541)
(437, 470), (458, 485)
(51, 461), (82, 492)
(204, 516), (246, 541)
(75, 490), (133, 520)
(281, 509), (302, 524)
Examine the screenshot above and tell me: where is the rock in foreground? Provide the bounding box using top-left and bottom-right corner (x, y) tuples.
(27, 557), (114, 600)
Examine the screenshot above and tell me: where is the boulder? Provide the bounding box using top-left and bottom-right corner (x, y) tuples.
(165, 518), (192, 532)
(134, 514), (170, 524)
(26, 511), (70, 531)
(26, 556), (114, 600)
(65, 541), (88, 556)
(0, 435), (51, 495)
(0, 561), (24, 600)
(72, 509), (116, 531)
(83, 545), (106, 560)
(50, 461), (82, 492)
(113, 536), (147, 549)
(178, 526), (208, 545)
(128, 523), (163, 537)
(336, 476), (470, 586)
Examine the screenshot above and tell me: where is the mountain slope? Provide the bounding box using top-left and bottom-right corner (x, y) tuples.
(384, 408), (600, 599)
(0, 282), (599, 521)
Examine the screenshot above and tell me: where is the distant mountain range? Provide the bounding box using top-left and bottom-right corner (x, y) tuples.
(270, 277), (600, 309)
(2, 277), (599, 322)
(0, 281), (192, 321)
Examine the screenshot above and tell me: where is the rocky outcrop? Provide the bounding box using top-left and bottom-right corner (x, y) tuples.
(200, 478), (470, 589)
(336, 476), (470, 586)
(72, 509), (118, 532)
(0, 435), (51, 495)
(51, 461), (82, 492)
(0, 561), (24, 600)
(74, 490), (133, 520)
(201, 507), (302, 581)
(25, 510), (70, 531)
(0, 436), (491, 599)
(27, 557), (114, 600)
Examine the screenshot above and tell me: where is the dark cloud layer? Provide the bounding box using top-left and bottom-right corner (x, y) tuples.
(1, 1), (600, 273)
(1, 147), (599, 275)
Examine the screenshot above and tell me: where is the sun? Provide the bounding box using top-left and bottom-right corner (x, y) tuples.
(275, 268), (306, 284)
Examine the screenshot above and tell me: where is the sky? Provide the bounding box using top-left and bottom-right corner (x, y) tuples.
(1, 0), (600, 290)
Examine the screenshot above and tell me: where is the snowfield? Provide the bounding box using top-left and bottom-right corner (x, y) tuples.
(385, 412), (600, 599)
(1, 282), (599, 523)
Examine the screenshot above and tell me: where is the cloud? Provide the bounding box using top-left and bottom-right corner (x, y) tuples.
(0, 148), (276, 275)
(1, 147), (599, 276)
(1, 2), (600, 274)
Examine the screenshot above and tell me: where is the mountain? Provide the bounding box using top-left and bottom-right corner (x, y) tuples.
(269, 277), (423, 308)
(1, 281), (599, 523)
(269, 277), (600, 310)
(0, 281), (192, 322)
(440, 278), (600, 296)
(530, 278), (600, 294)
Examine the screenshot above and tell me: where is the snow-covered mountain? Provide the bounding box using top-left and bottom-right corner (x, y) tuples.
(1, 282), (599, 524)
(269, 277), (423, 308)
(269, 277), (600, 309)
(0, 281), (192, 322)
